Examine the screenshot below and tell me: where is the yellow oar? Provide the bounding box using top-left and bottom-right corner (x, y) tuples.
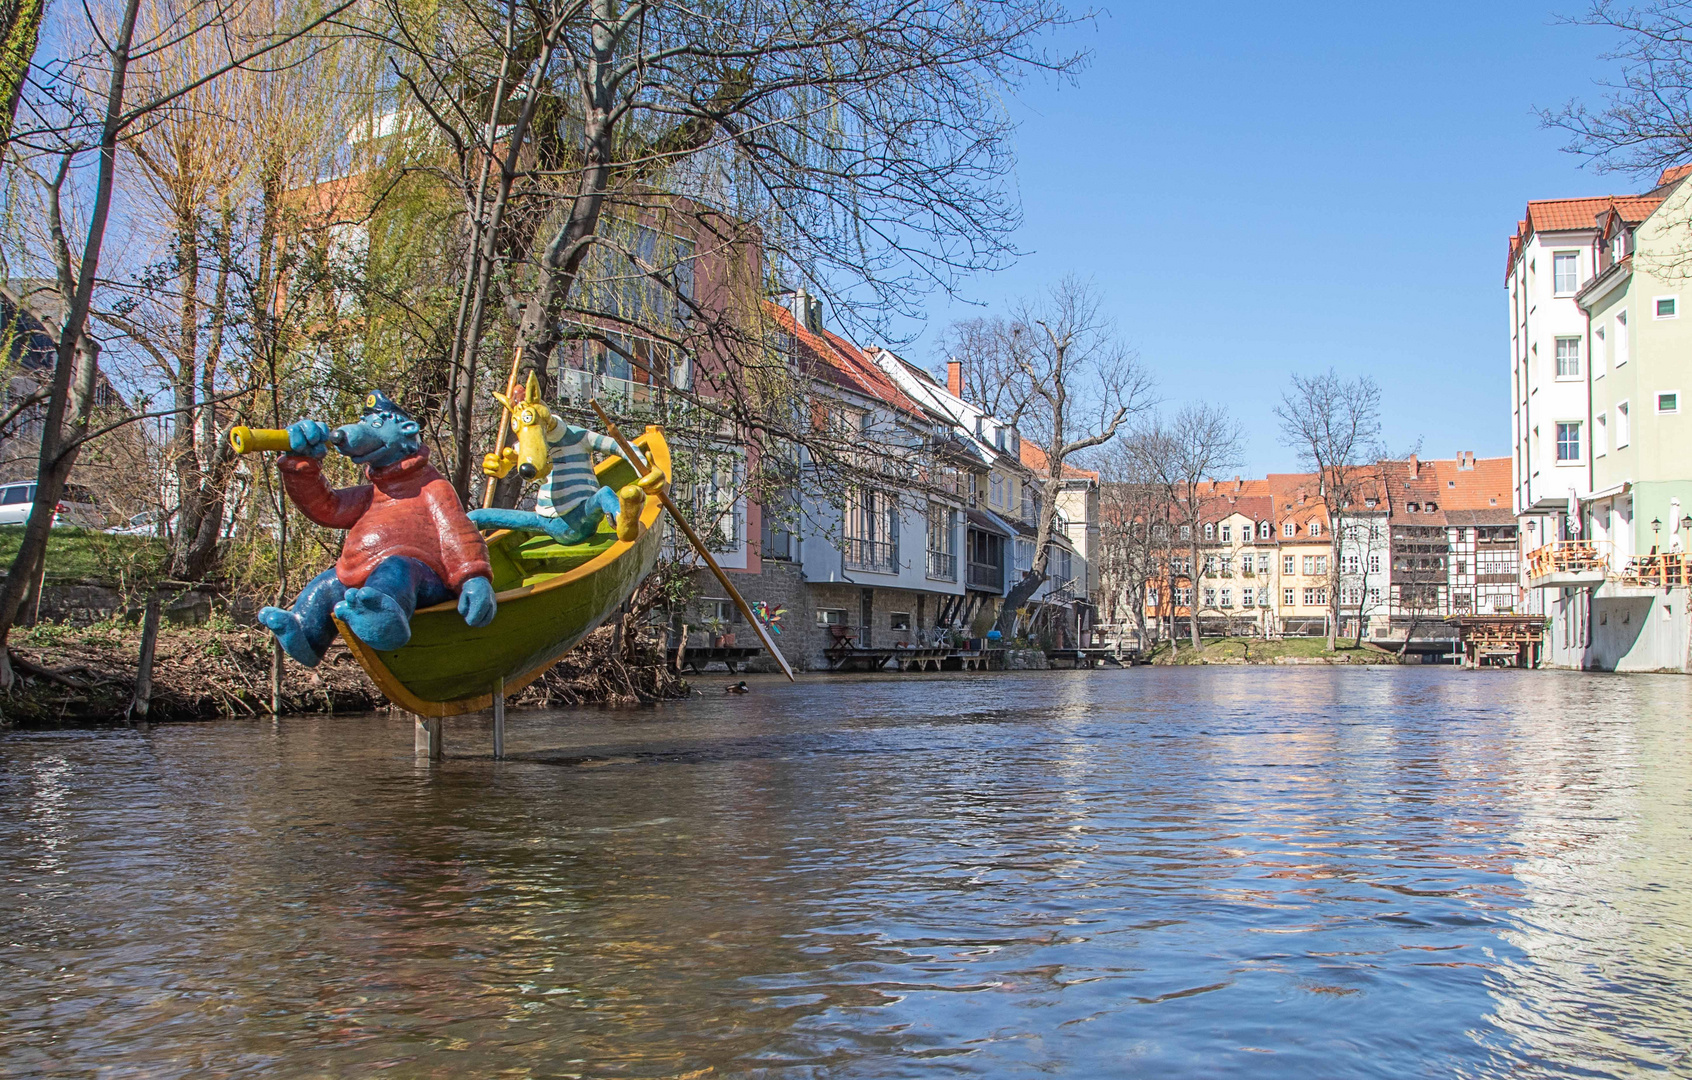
(591, 400), (795, 682)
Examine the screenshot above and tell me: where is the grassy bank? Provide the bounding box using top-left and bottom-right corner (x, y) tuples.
(1144, 636), (1402, 665)
(3, 618), (690, 726)
(0, 525), (165, 586)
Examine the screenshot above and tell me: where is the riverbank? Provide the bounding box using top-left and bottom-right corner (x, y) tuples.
(1, 619), (690, 727)
(1144, 636), (1405, 665)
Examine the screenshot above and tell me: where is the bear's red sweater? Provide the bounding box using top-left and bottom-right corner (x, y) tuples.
(278, 447), (492, 591)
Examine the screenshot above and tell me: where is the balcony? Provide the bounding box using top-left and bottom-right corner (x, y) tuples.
(967, 560), (1003, 591)
(844, 537), (898, 574)
(1624, 552), (1686, 588)
(927, 550), (958, 581)
(1525, 541), (1609, 588)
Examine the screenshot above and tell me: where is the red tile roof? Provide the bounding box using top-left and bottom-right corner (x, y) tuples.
(764, 301), (920, 414)
(1020, 440), (1098, 480)
(1659, 164), (1692, 188)
(1506, 195), (1666, 278)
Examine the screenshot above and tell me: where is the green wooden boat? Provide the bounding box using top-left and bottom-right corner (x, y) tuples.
(335, 426), (672, 717)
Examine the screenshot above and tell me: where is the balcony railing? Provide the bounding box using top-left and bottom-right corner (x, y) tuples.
(844, 537), (898, 574)
(1526, 540), (1609, 580)
(1624, 552), (1686, 588)
(927, 550), (958, 581)
(967, 560), (1003, 591)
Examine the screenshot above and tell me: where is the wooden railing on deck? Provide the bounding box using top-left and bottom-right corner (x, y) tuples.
(1624, 551), (1686, 587)
(1525, 541), (1608, 579)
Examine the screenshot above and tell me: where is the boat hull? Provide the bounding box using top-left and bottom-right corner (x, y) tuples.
(335, 427), (671, 717)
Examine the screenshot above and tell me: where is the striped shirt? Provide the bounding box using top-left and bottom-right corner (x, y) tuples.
(535, 420), (620, 518)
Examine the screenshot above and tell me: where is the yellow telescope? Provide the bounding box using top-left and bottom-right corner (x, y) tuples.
(228, 426), (293, 455)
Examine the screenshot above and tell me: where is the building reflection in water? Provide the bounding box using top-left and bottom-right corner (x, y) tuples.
(0, 669), (1689, 1076)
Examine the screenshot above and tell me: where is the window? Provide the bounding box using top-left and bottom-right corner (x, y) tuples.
(1240, 554), (1254, 574)
(1175, 586), (1192, 606)
(817, 608), (849, 626)
(1147, 588), (1159, 607)
(1658, 391), (1679, 414)
(1556, 337), (1581, 378)
(0, 485), (30, 506)
(1617, 401), (1631, 447)
(890, 612), (911, 631)
(1203, 522), (1215, 540)
(1180, 524), (1191, 541)
(1259, 521), (1271, 539)
(1314, 555), (1328, 575)
(1424, 502), (1437, 513)
(1242, 587), (1254, 607)
(1283, 521), (1296, 538)
(1309, 520), (1321, 537)
(1203, 555), (1217, 574)
(1594, 325), (1607, 377)
(1557, 421), (1582, 463)
(1220, 589), (1232, 608)
(926, 504), (959, 580)
(1554, 251), (1579, 293)
(1283, 554), (1295, 575)
(1368, 586), (1382, 605)
(1220, 524), (1232, 542)
(1343, 553), (1360, 575)
(1220, 554), (1233, 574)
(1369, 554), (1381, 574)
(1657, 296), (1679, 319)
(844, 487), (899, 572)
(988, 473), (1005, 508)
(1302, 555), (1315, 575)
(1617, 311), (1630, 365)
(1303, 587), (1318, 606)
(1283, 588), (1295, 606)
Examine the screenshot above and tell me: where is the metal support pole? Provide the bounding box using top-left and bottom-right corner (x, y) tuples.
(415, 714), (442, 760)
(492, 675), (505, 760)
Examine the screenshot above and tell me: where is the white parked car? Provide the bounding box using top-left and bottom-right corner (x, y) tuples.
(0, 482), (105, 529)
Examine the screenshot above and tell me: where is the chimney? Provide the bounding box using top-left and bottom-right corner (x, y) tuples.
(807, 295), (825, 334)
(1458, 450), (1475, 471)
(1233, 476), (1242, 493)
(1408, 454), (1419, 479)
(947, 358), (963, 398)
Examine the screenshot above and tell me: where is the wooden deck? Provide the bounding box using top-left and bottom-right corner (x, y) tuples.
(824, 646), (1002, 672)
(674, 646), (764, 674)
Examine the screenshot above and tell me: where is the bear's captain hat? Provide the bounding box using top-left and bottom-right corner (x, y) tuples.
(361, 389), (413, 423)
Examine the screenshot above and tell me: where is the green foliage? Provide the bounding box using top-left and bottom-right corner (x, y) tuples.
(0, 526), (165, 587)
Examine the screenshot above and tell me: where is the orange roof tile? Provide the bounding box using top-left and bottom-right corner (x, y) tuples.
(1019, 440), (1098, 480)
(1659, 164), (1692, 188)
(764, 301), (920, 415)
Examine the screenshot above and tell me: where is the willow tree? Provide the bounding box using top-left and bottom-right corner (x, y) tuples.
(366, 0), (1086, 502)
(0, 0), (355, 687)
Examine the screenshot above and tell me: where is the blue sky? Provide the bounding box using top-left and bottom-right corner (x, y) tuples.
(897, 1), (1646, 475)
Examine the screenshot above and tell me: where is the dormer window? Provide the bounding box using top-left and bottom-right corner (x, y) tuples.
(1203, 523), (1215, 540)
(1308, 521), (1321, 537)
(1282, 521), (1296, 538)
(1407, 501), (1420, 512)
(1259, 521), (1271, 539)
(1425, 502), (1438, 513)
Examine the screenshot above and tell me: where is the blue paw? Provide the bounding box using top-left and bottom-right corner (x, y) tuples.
(333, 588), (412, 651)
(259, 605), (324, 668)
(458, 576), (497, 628)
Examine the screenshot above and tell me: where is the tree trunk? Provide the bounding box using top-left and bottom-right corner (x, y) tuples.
(1188, 537), (1202, 650)
(0, 0), (140, 689)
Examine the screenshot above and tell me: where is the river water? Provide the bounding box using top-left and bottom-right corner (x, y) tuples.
(2, 667), (1690, 1078)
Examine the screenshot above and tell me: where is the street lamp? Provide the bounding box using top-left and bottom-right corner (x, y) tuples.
(1653, 517), (1662, 534)
(1681, 514), (1691, 533)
